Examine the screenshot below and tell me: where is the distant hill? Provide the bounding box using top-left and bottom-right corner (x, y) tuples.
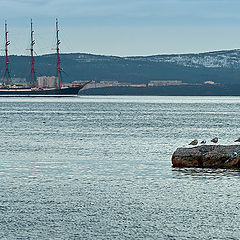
(1, 49), (240, 84)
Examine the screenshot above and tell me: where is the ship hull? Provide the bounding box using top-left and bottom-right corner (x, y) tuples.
(0, 85), (84, 97)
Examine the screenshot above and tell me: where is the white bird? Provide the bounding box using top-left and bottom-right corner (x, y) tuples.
(189, 139), (198, 146)
(231, 152), (238, 158)
(211, 137), (218, 143)
(234, 138), (240, 142)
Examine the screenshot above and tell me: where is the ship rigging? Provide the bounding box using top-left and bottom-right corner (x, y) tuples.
(0, 19), (91, 96)
(30, 19), (35, 88)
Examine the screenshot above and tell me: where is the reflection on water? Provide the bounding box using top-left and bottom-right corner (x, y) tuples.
(0, 96), (240, 239)
(172, 167), (240, 179)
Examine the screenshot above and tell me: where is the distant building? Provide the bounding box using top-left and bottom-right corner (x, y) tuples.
(79, 80), (147, 89)
(11, 83), (32, 88)
(0, 77), (27, 84)
(100, 81), (119, 86)
(11, 78), (31, 88)
(37, 76), (58, 88)
(204, 81), (215, 85)
(0, 78), (31, 88)
(148, 80), (183, 87)
(128, 84), (147, 87)
(85, 81), (147, 89)
(84, 80), (119, 89)
(10, 78), (27, 83)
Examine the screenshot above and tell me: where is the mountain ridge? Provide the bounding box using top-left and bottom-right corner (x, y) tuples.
(1, 49), (240, 84)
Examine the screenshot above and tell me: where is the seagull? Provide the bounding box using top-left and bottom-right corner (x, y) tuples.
(200, 140), (206, 144)
(231, 152), (238, 158)
(211, 137), (218, 143)
(234, 138), (240, 142)
(189, 139), (198, 146)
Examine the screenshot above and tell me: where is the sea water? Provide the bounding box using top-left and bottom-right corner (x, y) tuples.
(0, 96), (239, 239)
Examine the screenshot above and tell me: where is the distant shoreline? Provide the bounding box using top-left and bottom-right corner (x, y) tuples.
(80, 84), (240, 96)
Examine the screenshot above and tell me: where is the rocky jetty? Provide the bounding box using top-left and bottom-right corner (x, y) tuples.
(172, 145), (240, 168)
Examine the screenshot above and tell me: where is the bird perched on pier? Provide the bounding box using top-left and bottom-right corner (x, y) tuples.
(211, 137), (218, 143)
(200, 140), (206, 144)
(189, 139), (198, 146)
(234, 137), (240, 142)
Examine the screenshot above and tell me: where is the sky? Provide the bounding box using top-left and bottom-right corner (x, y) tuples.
(0, 0), (240, 56)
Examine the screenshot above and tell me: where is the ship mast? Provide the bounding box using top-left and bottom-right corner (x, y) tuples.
(56, 18), (62, 89)
(30, 19), (35, 88)
(5, 21), (10, 86)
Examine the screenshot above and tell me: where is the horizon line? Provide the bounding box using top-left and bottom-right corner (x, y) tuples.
(3, 48), (240, 58)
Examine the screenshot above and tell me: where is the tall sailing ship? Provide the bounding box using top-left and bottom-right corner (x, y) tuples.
(0, 19), (91, 97)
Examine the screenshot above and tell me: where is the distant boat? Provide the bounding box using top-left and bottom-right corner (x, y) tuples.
(0, 19), (91, 97)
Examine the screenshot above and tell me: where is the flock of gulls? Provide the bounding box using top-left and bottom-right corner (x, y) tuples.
(189, 137), (240, 146)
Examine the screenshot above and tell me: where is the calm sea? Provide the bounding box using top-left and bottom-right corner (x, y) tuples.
(0, 96), (239, 239)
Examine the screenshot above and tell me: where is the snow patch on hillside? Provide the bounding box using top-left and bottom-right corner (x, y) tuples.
(126, 49), (240, 68)
(73, 49), (240, 69)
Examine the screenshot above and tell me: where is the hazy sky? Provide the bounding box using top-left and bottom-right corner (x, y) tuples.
(0, 0), (240, 56)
